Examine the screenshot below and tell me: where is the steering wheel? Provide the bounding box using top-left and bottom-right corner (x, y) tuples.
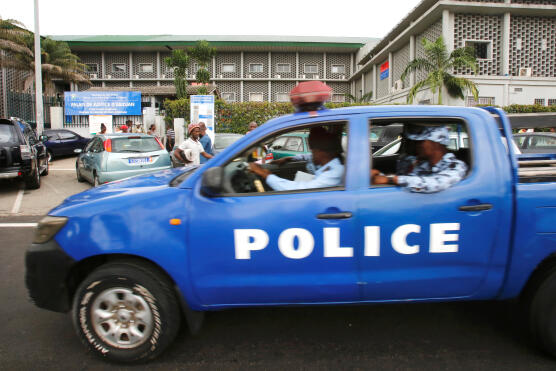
(222, 161), (262, 193)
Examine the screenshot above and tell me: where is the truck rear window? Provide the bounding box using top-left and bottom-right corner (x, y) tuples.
(111, 137), (161, 153)
(0, 123), (17, 144)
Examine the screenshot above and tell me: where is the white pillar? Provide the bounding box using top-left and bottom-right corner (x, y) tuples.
(240, 52), (244, 79)
(409, 35), (416, 87)
(268, 81), (271, 102)
(33, 0), (44, 135)
(268, 52), (272, 78)
(240, 81), (244, 102)
(442, 10), (455, 54)
(323, 52), (327, 80)
(129, 51), (133, 87)
(156, 51), (161, 87)
(50, 107), (63, 129)
(372, 64), (377, 101)
(388, 52), (393, 96)
(101, 51), (106, 87)
(296, 52), (299, 78)
(501, 12), (511, 76)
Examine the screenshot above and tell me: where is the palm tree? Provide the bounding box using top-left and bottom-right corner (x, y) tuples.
(401, 36), (479, 105)
(0, 17), (90, 95)
(190, 40), (216, 95)
(344, 91), (373, 103)
(165, 49), (190, 99)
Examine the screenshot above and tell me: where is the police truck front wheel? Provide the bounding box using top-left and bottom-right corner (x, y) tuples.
(72, 261), (181, 363)
(529, 267), (556, 358)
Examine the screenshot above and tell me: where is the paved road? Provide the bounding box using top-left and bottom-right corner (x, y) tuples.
(0, 156), (90, 217)
(1, 224), (556, 370)
(1, 157), (556, 369)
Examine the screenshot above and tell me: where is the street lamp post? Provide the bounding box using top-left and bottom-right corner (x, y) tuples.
(34, 0), (44, 135)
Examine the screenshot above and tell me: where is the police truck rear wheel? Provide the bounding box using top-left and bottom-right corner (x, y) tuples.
(529, 268), (556, 358)
(72, 261), (181, 363)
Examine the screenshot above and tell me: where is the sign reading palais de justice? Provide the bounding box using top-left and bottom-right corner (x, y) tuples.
(64, 91), (142, 116)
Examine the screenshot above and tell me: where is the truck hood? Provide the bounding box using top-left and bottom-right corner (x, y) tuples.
(49, 166), (198, 216)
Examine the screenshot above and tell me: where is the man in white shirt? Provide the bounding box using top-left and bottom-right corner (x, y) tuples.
(174, 123), (208, 166)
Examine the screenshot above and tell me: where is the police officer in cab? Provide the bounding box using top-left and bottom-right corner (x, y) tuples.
(248, 127), (344, 191)
(372, 126), (467, 193)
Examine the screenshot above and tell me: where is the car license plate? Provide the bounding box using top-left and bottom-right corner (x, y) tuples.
(128, 157), (153, 164)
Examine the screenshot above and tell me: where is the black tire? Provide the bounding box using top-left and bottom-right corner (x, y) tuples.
(71, 260), (182, 363)
(41, 157), (49, 176)
(76, 164), (85, 183)
(529, 266), (556, 357)
(25, 162), (40, 189)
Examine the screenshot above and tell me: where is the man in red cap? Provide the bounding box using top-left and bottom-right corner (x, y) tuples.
(173, 123), (212, 166)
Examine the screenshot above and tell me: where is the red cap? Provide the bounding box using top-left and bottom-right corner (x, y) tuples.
(289, 81), (332, 108)
(121, 125), (128, 130)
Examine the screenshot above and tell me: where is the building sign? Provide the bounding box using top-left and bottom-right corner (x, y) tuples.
(64, 91), (141, 116)
(380, 61), (389, 80)
(190, 95), (215, 143)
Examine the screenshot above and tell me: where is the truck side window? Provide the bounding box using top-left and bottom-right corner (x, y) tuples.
(219, 122), (347, 195)
(371, 119), (472, 192)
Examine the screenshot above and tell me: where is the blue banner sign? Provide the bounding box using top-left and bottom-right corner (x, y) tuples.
(64, 91), (142, 116)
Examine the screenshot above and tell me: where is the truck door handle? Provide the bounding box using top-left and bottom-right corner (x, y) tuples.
(459, 204), (492, 212)
(317, 212), (353, 219)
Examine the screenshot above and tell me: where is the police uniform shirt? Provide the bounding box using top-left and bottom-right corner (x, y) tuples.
(396, 153), (467, 193)
(266, 157), (343, 191)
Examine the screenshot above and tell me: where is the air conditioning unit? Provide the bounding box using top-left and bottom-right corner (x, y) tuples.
(393, 79), (404, 92)
(275, 74), (281, 79)
(339, 75), (345, 80)
(161, 74), (166, 79)
(89, 73), (98, 79)
(133, 75), (140, 79)
(301, 74), (306, 79)
(247, 74), (252, 78)
(314, 75), (320, 79)
(519, 67), (532, 77)
(219, 74), (223, 78)
(191, 74), (196, 79)
(106, 74), (112, 79)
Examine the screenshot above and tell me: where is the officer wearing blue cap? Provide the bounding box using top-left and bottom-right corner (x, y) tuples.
(372, 126), (467, 193)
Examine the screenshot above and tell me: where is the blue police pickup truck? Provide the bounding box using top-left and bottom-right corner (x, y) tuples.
(26, 105), (556, 363)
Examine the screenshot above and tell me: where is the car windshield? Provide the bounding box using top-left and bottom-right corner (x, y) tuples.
(111, 137), (161, 153)
(215, 135), (242, 149)
(0, 123), (17, 144)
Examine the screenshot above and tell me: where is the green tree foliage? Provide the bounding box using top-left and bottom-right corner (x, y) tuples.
(164, 49), (190, 99)
(344, 91), (373, 103)
(190, 40), (216, 95)
(401, 36), (479, 105)
(0, 16), (90, 95)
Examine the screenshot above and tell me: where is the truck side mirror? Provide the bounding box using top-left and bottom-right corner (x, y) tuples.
(201, 166), (223, 196)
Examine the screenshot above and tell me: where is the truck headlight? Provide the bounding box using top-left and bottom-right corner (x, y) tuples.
(33, 216), (68, 244)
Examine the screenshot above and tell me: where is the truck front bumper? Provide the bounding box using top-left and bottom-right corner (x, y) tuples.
(25, 239), (76, 313)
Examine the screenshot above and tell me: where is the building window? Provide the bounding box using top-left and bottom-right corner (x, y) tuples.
(112, 63), (127, 73)
(249, 92), (264, 102)
(249, 64), (263, 73)
(548, 99), (556, 106)
(331, 94), (345, 103)
(138, 64), (153, 73)
(467, 96), (495, 107)
(464, 40), (492, 60)
(276, 93), (289, 102)
(85, 63), (98, 73)
(304, 64), (318, 74)
(331, 65), (345, 74)
(222, 92), (236, 102)
(534, 98), (546, 106)
(222, 63), (235, 73)
(276, 63), (291, 73)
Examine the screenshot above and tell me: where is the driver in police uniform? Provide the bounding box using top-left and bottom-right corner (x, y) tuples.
(248, 128), (344, 191)
(372, 126), (467, 193)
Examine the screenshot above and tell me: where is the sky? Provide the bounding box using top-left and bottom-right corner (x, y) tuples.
(3, 0), (422, 39)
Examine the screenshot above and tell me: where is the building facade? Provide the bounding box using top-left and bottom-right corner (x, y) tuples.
(353, 0), (556, 106)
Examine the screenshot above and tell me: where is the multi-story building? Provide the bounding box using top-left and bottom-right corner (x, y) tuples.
(49, 35), (375, 112)
(353, 0), (556, 106)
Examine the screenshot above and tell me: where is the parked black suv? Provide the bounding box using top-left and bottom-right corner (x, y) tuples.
(0, 117), (48, 189)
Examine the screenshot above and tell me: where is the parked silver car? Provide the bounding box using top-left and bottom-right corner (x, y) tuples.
(75, 133), (171, 186)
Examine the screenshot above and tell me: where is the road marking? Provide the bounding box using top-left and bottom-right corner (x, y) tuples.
(0, 223), (37, 227)
(11, 189), (24, 214)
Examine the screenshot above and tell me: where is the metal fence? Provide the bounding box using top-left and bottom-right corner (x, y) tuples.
(6, 91), (62, 128)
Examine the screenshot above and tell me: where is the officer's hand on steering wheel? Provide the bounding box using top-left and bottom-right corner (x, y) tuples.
(248, 163), (271, 179)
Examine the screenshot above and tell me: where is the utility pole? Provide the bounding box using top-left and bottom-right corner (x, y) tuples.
(34, 0), (44, 135)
